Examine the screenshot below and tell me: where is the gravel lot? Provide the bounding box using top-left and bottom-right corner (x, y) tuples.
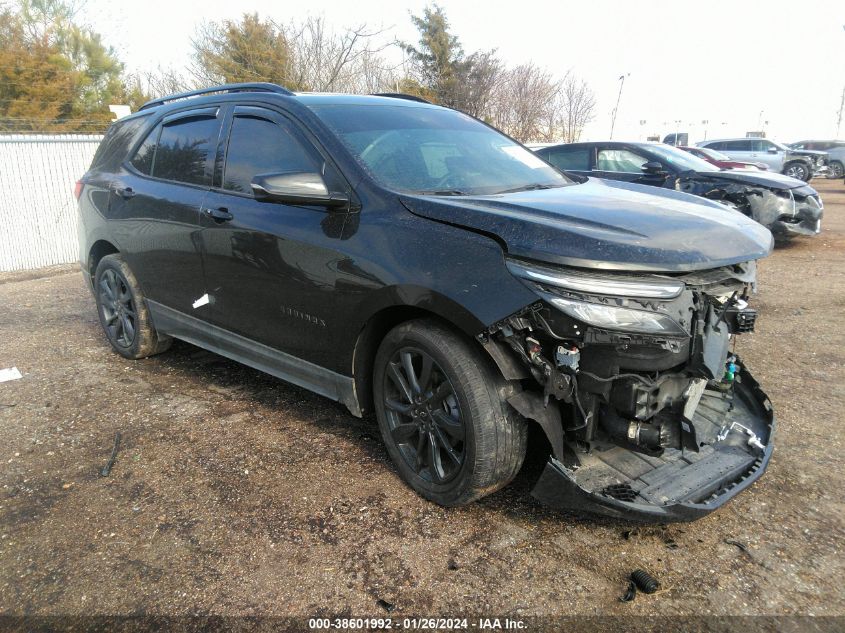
(1, 180), (843, 624)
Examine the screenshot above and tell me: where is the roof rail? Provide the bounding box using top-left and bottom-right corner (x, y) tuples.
(139, 82), (293, 111)
(372, 93), (431, 104)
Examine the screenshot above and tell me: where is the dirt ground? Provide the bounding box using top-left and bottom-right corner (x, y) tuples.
(1, 180), (844, 625)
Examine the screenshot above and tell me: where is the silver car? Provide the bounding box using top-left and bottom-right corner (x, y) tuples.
(790, 140), (845, 179)
(697, 138), (815, 181)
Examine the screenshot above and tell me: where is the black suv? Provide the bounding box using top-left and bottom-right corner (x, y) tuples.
(78, 83), (775, 522)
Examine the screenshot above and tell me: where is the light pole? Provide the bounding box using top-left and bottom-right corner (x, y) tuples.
(838, 26), (845, 136)
(609, 73), (629, 140)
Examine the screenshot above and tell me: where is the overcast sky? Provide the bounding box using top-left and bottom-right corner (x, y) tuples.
(81, 0), (845, 143)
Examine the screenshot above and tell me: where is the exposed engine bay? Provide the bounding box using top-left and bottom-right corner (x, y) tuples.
(482, 258), (774, 521)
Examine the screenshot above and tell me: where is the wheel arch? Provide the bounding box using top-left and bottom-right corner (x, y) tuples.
(87, 240), (120, 285)
(351, 291), (504, 416)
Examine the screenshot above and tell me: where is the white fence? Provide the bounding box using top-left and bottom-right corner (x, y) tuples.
(0, 134), (103, 272)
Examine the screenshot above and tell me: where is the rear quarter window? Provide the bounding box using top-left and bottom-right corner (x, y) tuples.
(89, 115), (151, 172)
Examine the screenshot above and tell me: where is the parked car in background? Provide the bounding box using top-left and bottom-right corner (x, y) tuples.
(678, 145), (768, 171)
(77, 83), (777, 522)
(533, 141), (822, 239)
(662, 132), (689, 146)
(696, 138), (819, 182)
(789, 140), (845, 178)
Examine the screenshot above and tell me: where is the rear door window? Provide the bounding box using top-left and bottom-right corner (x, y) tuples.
(545, 147), (591, 171)
(222, 111), (322, 195)
(723, 140), (752, 151)
(153, 113), (221, 186)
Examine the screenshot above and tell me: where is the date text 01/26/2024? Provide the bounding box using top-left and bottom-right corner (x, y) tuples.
(308, 617), (527, 630)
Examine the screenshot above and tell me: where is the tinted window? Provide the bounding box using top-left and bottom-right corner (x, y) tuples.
(223, 114), (321, 194)
(130, 123), (160, 175)
(596, 148), (648, 172)
(751, 139), (776, 151)
(545, 147), (591, 171)
(153, 114), (220, 185)
(724, 140), (752, 151)
(311, 104), (571, 195)
(92, 115), (150, 172)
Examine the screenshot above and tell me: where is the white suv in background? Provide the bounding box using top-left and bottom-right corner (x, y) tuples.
(697, 138), (815, 181)
(789, 140), (845, 179)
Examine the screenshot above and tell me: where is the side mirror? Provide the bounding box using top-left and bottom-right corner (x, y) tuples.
(251, 172), (349, 209)
(767, 147), (779, 154)
(641, 161), (666, 175)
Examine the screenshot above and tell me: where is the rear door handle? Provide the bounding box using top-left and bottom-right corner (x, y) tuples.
(205, 207), (233, 222)
(113, 185), (135, 199)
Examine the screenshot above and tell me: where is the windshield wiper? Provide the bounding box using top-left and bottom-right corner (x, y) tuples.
(418, 189), (468, 196)
(495, 183), (556, 194)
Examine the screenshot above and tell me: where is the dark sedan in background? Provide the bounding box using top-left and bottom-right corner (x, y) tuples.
(532, 141), (823, 239)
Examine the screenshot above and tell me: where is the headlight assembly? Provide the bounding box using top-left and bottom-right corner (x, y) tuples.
(506, 258), (684, 299)
(506, 258), (689, 336)
(544, 295), (688, 335)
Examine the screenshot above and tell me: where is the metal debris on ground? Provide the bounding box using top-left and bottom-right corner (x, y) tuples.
(376, 599), (395, 612)
(100, 431), (122, 477)
(0, 367), (23, 382)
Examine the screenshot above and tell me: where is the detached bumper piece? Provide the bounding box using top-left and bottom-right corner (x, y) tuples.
(531, 362), (774, 522)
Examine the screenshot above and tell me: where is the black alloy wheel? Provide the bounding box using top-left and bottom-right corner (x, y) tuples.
(373, 319), (527, 507)
(98, 268), (137, 348)
(382, 347), (466, 484)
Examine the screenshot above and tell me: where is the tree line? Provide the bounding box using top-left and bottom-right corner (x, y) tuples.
(0, 1), (596, 142)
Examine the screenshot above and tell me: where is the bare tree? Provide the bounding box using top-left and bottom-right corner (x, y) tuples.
(558, 73), (596, 142)
(489, 63), (559, 143)
(189, 13), (397, 94)
(286, 17), (396, 92)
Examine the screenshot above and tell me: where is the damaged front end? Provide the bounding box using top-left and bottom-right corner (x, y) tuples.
(676, 174), (823, 238)
(482, 258), (774, 522)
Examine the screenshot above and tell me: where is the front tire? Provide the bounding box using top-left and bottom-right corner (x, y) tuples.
(373, 319), (527, 506)
(94, 254), (171, 360)
(783, 162), (809, 181)
(829, 161), (844, 179)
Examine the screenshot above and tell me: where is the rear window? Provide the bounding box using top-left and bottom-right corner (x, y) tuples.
(89, 115), (150, 172)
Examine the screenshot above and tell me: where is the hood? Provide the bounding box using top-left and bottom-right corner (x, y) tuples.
(697, 168), (812, 190)
(400, 178), (773, 273)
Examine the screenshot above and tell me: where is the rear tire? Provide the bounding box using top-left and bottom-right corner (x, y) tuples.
(829, 161), (844, 179)
(94, 254), (171, 360)
(373, 319), (527, 506)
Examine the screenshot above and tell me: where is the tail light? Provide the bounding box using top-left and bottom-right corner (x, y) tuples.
(74, 180), (83, 200)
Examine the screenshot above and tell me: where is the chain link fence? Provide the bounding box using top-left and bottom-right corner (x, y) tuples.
(0, 134), (103, 272)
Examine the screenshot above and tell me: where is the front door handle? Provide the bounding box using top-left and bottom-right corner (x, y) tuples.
(205, 207), (233, 222)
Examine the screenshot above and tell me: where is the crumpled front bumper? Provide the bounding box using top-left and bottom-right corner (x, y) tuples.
(530, 365), (775, 523)
(771, 193), (823, 237)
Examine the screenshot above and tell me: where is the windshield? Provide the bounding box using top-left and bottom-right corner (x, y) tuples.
(310, 104), (571, 195)
(647, 143), (720, 172)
